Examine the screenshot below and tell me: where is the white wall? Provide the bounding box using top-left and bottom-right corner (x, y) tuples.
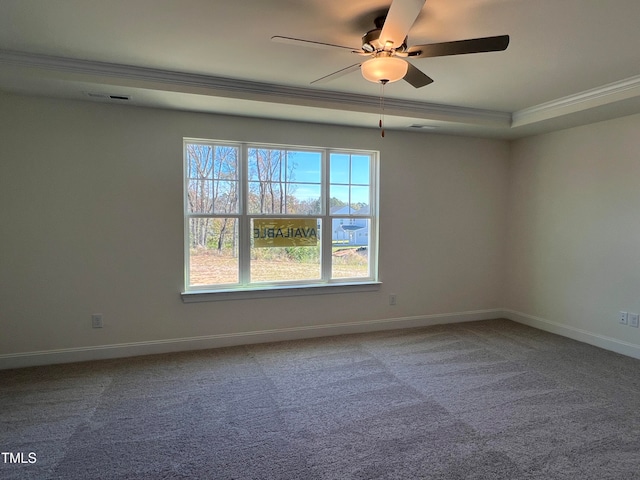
(0, 93), (509, 367)
(505, 113), (640, 357)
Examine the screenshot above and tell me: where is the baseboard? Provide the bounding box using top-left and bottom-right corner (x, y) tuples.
(504, 309), (640, 360)
(0, 309), (502, 370)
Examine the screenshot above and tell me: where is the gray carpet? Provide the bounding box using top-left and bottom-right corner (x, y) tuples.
(2, 318), (640, 479)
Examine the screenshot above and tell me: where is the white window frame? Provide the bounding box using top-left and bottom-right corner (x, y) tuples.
(181, 138), (380, 302)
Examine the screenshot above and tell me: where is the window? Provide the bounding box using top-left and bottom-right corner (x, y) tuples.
(183, 139), (378, 295)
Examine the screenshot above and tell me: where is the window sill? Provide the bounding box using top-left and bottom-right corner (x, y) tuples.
(181, 281), (382, 303)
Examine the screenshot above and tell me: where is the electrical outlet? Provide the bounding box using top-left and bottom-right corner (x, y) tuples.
(630, 313), (639, 328)
(91, 314), (103, 328)
(619, 311), (628, 325)
(389, 294), (397, 306)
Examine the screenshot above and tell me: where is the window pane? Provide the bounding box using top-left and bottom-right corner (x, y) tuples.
(330, 154), (350, 183)
(187, 178), (213, 214)
(188, 217), (238, 285)
(248, 148), (285, 182)
(212, 146), (238, 181)
(186, 144), (213, 179)
(213, 180), (239, 214)
(289, 151), (321, 183)
(247, 148), (286, 214)
(248, 181), (285, 214)
(351, 155), (370, 185)
(330, 185), (349, 212)
(331, 218), (370, 279)
(350, 186), (369, 213)
(250, 218), (321, 283)
(187, 179), (239, 215)
(287, 183), (321, 214)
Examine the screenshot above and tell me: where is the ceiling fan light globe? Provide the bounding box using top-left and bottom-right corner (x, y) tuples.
(361, 56), (408, 84)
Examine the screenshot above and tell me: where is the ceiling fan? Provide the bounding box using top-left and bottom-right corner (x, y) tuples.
(272, 0), (509, 88)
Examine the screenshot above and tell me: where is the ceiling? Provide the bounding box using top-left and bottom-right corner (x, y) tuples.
(1, 0), (639, 139)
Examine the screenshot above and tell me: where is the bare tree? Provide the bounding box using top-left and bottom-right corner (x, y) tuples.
(248, 148), (298, 214)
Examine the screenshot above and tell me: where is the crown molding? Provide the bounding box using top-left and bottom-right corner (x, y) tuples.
(0, 49), (510, 128)
(3, 49), (639, 136)
(512, 74), (640, 128)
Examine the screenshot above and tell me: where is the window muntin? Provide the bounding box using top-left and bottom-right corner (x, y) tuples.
(184, 140), (378, 291)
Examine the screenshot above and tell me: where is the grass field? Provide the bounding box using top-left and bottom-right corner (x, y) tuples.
(189, 250), (368, 286)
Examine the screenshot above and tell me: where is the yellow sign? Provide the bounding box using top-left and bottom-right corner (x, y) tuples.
(253, 218), (318, 248)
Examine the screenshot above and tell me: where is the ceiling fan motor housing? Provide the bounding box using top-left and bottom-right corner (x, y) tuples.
(362, 28), (382, 52)
(362, 26), (408, 53)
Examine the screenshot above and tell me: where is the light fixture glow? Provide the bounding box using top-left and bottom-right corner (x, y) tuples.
(361, 56), (408, 84)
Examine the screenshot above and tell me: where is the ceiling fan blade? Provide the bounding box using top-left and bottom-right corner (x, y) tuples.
(403, 62), (433, 88)
(271, 36), (360, 53)
(407, 35), (510, 58)
(380, 0), (426, 48)
(310, 63), (361, 85)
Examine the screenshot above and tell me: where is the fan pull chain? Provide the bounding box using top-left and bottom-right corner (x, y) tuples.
(379, 79), (388, 138)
